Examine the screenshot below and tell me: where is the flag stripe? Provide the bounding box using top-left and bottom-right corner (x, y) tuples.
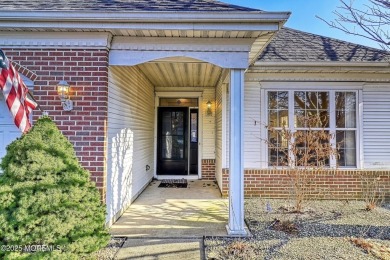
(0, 55), (37, 133)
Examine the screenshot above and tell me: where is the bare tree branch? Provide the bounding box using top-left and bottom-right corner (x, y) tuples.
(316, 0), (390, 50)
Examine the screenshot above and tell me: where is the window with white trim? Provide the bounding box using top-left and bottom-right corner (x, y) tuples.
(267, 90), (357, 167)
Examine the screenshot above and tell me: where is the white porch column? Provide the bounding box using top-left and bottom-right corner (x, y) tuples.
(227, 68), (246, 236)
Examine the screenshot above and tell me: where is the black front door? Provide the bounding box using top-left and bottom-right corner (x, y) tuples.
(157, 107), (188, 175)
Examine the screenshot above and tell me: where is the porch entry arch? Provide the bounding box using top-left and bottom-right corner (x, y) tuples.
(109, 44), (247, 235)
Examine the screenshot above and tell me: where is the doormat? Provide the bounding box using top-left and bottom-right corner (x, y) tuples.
(158, 179), (188, 188)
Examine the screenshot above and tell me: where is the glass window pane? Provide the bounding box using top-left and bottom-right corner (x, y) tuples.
(336, 110), (346, 128)
(294, 91), (329, 128)
(171, 136), (184, 159)
(277, 91), (289, 109)
(162, 136), (172, 159)
(294, 91), (306, 109)
(162, 112), (172, 134)
(269, 92), (278, 109)
(279, 110), (289, 127)
(319, 110), (330, 128)
(294, 130), (330, 166)
(269, 110), (278, 127)
(160, 98), (198, 107)
(336, 92), (356, 128)
(171, 112), (184, 135)
(294, 110), (305, 127)
(345, 92), (356, 128)
(317, 92), (329, 110)
(336, 130), (356, 167)
(268, 91), (289, 127)
(268, 130), (288, 166)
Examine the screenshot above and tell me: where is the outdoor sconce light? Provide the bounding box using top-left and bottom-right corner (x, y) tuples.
(57, 80), (73, 111)
(206, 100), (212, 116)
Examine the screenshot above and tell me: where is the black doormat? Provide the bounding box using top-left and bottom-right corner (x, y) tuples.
(158, 179), (188, 188)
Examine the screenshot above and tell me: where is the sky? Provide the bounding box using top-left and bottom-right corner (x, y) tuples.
(223, 0), (382, 49)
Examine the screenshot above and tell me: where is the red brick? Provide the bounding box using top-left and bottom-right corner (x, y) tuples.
(3, 48), (109, 199)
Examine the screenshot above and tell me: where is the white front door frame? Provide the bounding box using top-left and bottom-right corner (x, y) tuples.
(154, 91), (203, 179)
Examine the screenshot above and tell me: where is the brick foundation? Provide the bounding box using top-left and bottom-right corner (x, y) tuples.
(5, 48), (109, 200)
(202, 159), (216, 180)
(222, 169), (390, 200)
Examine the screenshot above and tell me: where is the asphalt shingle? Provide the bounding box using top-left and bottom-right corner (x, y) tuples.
(259, 28), (390, 62)
(0, 0), (261, 12)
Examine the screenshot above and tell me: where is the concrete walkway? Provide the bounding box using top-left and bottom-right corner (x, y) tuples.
(115, 238), (205, 259)
(110, 180), (229, 259)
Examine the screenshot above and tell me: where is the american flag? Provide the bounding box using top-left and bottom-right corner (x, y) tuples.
(0, 53), (37, 133)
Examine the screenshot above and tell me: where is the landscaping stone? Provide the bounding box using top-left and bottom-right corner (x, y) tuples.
(205, 199), (390, 260)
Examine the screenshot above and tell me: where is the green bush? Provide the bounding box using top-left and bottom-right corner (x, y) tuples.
(0, 117), (109, 259)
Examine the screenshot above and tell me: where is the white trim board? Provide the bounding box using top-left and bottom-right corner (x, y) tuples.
(259, 81), (364, 90)
(0, 32), (111, 48)
(154, 92), (203, 179)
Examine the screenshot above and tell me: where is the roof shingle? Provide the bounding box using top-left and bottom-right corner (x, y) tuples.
(259, 28), (390, 63)
(0, 0), (261, 12)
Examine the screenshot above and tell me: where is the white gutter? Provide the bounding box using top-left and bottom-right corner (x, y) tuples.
(0, 11), (291, 23)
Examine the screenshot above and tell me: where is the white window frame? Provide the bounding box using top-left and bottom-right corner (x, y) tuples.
(261, 84), (362, 169)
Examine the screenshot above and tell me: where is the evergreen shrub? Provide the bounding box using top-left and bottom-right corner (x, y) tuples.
(0, 117), (109, 259)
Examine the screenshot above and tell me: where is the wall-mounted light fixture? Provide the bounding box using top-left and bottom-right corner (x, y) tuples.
(57, 80), (73, 111)
(206, 100), (212, 116)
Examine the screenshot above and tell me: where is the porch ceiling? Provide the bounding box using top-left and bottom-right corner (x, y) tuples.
(137, 60), (226, 88)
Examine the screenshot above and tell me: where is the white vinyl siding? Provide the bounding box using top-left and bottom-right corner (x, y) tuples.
(202, 88), (216, 159)
(362, 86), (390, 168)
(226, 84), (230, 166)
(215, 83), (224, 188)
(244, 82), (261, 168)
(225, 82), (263, 169)
(106, 66), (155, 224)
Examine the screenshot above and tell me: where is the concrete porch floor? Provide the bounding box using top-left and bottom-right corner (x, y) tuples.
(110, 180), (229, 238)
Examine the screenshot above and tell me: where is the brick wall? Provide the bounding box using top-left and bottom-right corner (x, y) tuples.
(5, 48), (109, 200)
(221, 169), (390, 200)
(202, 159), (215, 180)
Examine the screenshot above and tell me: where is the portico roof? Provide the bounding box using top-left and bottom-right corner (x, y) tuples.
(0, 0), (290, 72)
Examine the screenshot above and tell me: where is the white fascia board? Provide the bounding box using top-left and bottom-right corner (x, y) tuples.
(111, 37), (254, 52)
(253, 61), (390, 67)
(0, 11), (291, 23)
(0, 31), (111, 48)
(110, 50), (249, 68)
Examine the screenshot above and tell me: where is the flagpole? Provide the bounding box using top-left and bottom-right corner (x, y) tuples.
(27, 91), (47, 116)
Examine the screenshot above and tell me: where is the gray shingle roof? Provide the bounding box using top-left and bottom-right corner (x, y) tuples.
(259, 28), (390, 62)
(0, 0), (260, 12)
